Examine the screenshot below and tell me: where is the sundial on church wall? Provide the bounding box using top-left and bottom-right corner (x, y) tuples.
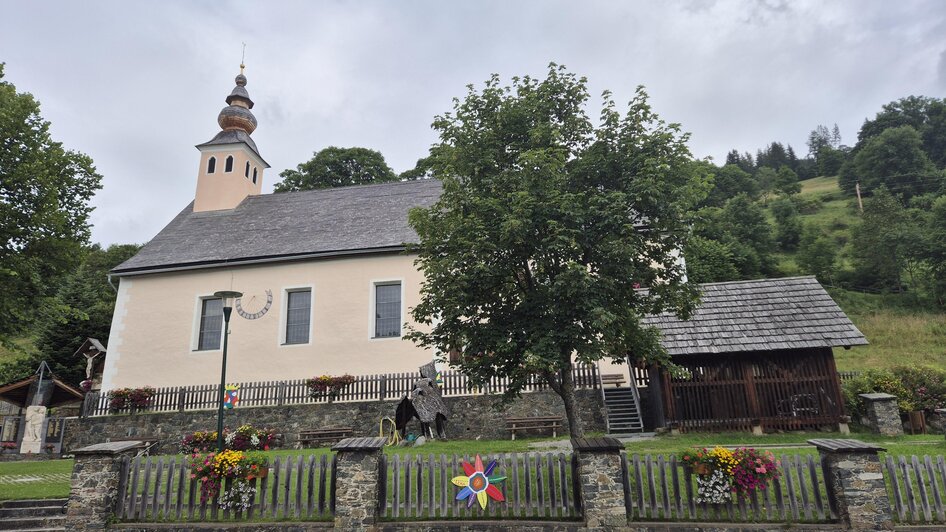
(236, 289), (273, 320)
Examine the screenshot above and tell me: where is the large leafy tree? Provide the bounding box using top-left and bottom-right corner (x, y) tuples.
(839, 126), (941, 198)
(406, 65), (707, 437)
(274, 146), (398, 192)
(857, 96), (946, 168)
(0, 64), (101, 342)
(0, 244), (140, 385)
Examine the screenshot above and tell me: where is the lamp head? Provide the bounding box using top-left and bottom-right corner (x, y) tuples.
(213, 290), (243, 310)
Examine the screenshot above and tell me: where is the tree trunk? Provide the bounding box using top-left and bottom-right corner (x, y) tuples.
(545, 359), (584, 439)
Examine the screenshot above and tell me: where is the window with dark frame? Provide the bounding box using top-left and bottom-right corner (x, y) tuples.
(225, 155), (234, 172)
(197, 298), (223, 350)
(245, 161), (250, 178)
(252, 167), (258, 184)
(207, 156), (216, 174)
(374, 283), (401, 338)
(285, 289), (311, 344)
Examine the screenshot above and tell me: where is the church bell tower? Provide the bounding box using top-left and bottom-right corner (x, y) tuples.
(193, 64), (270, 212)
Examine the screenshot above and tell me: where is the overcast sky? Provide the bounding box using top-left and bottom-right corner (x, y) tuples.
(2, 1), (944, 246)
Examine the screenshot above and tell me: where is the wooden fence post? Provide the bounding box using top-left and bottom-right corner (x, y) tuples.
(177, 387), (186, 412)
(379, 375), (387, 402)
(277, 382), (287, 406)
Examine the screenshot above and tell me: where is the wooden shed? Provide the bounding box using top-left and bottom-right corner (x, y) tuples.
(641, 276), (868, 432)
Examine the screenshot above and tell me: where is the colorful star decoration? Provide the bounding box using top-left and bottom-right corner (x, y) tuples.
(452, 455), (506, 509)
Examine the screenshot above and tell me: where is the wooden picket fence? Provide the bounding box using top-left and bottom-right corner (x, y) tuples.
(379, 452), (581, 520)
(84, 365), (601, 417)
(884, 454), (946, 523)
(622, 453), (837, 523)
(115, 453), (336, 522)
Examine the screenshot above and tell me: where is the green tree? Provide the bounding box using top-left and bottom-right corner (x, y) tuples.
(774, 166), (801, 196)
(274, 146), (398, 192)
(771, 197), (801, 250)
(0, 244), (140, 385)
(722, 194), (777, 276)
(683, 235), (739, 283)
(755, 166), (778, 203)
(703, 163), (758, 207)
(796, 225), (837, 282)
(857, 96), (946, 168)
(0, 64), (102, 342)
(406, 66), (707, 437)
(849, 187), (911, 291)
(839, 126), (940, 198)
(928, 196), (946, 306)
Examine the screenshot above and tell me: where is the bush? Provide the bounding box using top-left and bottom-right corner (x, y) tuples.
(842, 366), (946, 419)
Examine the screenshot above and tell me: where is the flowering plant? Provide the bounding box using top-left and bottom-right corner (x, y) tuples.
(680, 446), (779, 502)
(1, 442), (17, 450)
(79, 379), (93, 392)
(108, 386), (156, 411)
(180, 425), (276, 454)
(189, 450), (268, 509)
(305, 374), (355, 400)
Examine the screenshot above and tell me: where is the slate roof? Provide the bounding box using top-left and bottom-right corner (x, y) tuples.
(196, 129), (266, 165)
(112, 179), (442, 275)
(642, 276), (868, 356)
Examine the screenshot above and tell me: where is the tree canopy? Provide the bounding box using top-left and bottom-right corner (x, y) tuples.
(406, 65), (707, 437)
(0, 63), (102, 342)
(274, 146), (398, 192)
(839, 125), (941, 198)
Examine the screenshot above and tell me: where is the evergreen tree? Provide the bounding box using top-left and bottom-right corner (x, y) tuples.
(770, 197), (802, 250)
(797, 225), (838, 283)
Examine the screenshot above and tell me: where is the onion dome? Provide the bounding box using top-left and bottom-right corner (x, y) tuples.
(217, 67), (257, 134)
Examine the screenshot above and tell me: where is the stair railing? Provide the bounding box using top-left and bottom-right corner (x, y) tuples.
(596, 361), (610, 434)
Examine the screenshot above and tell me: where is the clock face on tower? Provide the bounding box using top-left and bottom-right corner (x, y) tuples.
(236, 289), (273, 320)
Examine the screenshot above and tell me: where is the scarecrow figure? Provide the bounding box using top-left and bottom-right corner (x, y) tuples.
(395, 362), (449, 440)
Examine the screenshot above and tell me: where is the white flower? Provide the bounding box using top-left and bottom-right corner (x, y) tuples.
(695, 469), (732, 504)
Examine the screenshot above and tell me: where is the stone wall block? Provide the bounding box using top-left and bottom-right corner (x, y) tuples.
(65, 441), (146, 531)
(572, 437), (627, 529)
(858, 393), (903, 437)
(809, 439), (894, 531)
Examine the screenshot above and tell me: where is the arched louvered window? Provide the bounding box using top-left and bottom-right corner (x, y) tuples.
(252, 168), (258, 184)
(207, 156), (216, 174)
(245, 161), (250, 178)
(225, 155), (234, 172)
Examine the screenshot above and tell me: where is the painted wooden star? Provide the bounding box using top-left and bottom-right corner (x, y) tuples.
(452, 454), (506, 509)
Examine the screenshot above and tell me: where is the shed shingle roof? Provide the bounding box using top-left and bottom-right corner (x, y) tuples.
(112, 179), (442, 275)
(642, 276), (868, 355)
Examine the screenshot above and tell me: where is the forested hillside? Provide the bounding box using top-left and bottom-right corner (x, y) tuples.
(682, 96), (946, 370)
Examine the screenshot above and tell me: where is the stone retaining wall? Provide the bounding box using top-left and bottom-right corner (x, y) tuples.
(63, 389), (604, 454)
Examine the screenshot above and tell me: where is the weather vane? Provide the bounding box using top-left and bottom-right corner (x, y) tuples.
(240, 42), (246, 74)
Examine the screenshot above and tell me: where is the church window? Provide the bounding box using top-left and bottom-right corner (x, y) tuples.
(373, 282), (401, 338)
(284, 289), (311, 345)
(225, 156), (234, 173)
(245, 161), (250, 178)
(207, 156), (216, 174)
(197, 298), (223, 350)
(252, 168), (258, 184)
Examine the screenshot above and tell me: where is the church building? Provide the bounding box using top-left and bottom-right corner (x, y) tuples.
(101, 69), (442, 390)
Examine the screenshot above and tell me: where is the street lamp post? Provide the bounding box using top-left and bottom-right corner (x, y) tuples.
(213, 290), (242, 453)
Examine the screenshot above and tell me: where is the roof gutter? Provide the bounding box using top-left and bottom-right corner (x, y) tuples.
(110, 245), (409, 278)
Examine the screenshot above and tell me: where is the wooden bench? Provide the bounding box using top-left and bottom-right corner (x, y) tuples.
(298, 427), (353, 448)
(600, 374), (627, 387)
(504, 416), (562, 440)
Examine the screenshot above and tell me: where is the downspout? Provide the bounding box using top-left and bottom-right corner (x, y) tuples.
(107, 274), (118, 293)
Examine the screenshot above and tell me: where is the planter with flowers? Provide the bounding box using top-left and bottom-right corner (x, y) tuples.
(190, 450), (268, 511)
(680, 446), (779, 504)
(305, 374), (355, 403)
(1, 442), (17, 453)
(108, 386), (156, 413)
(80, 379), (93, 393)
(180, 424), (277, 454)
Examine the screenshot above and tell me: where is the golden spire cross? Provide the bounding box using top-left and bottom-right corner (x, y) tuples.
(240, 42), (246, 74)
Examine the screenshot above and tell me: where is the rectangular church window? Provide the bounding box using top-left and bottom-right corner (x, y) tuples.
(197, 297), (223, 350)
(285, 289), (311, 344)
(374, 282), (401, 338)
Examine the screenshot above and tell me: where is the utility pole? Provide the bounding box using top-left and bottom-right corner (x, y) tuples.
(855, 181), (864, 213)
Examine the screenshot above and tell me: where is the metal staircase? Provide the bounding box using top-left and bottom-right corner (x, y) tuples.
(602, 386), (645, 435)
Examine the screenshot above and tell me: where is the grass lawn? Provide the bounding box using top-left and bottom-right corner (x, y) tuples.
(0, 458), (73, 500)
(624, 431), (945, 458)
